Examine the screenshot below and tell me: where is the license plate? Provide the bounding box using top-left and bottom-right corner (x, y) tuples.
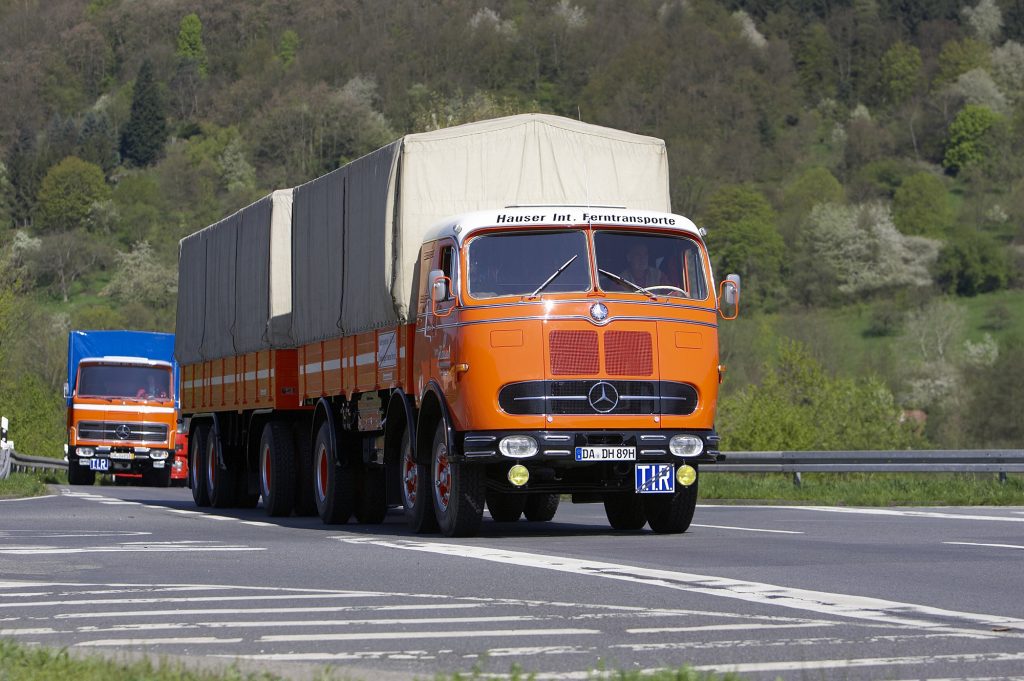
(88, 458), (110, 471)
(636, 464), (675, 493)
(574, 446), (635, 461)
(109, 451), (133, 460)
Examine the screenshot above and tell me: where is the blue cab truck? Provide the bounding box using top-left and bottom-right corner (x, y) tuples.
(65, 330), (183, 486)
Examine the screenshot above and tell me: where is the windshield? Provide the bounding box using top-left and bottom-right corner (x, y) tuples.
(78, 364), (172, 400)
(468, 230), (591, 298)
(594, 231), (708, 299)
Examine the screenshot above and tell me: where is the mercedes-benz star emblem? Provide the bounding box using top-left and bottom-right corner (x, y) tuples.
(587, 381), (619, 413)
(590, 302), (609, 322)
(114, 424), (132, 440)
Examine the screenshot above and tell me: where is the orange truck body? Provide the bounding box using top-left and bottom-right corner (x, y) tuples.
(176, 116), (738, 536)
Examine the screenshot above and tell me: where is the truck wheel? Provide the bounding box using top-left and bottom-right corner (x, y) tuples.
(401, 429), (437, 533)
(206, 432), (237, 508)
(292, 425), (316, 516)
(486, 490), (525, 522)
(431, 421), (484, 537)
(259, 421), (296, 517)
(189, 423), (210, 507)
(643, 476), (699, 534)
(354, 464), (388, 524)
(313, 422), (354, 524)
(67, 461), (95, 486)
(604, 493), (646, 531)
(523, 493), (560, 522)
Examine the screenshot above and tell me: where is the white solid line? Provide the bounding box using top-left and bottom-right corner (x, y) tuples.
(693, 651), (1024, 674)
(80, 615), (541, 632)
(0, 495), (59, 503)
(0, 545), (262, 555)
(945, 541), (1024, 550)
(626, 621), (829, 634)
(0, 628), (58, 635)
(708, 505), (1024, 523)
(691, 523), (803, 534)
(75, 636), (244, 647)
(261, 628), (601, 642)
(57, 602), (485, 619)
(342, 538), (1024, 633)
(3, 592), (382, 609)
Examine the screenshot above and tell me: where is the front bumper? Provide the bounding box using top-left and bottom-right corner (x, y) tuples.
(69, 445), (172, 474)
(459, 429), (720, 464)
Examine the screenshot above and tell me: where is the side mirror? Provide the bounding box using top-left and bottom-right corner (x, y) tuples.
(429, 269), (447, 303)
(63, 382), (70, 400)
(429, 269), (455, 318)
(719, 273), (740, 319)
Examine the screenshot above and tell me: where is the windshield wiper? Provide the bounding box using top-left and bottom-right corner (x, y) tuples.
(530, 255), (579, 297)
(598, 269), (657, 300)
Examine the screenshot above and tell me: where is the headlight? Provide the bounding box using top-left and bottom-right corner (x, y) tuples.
(498, 435), (538, 458)
(669, 435), (703, 457)
(149, 450), (170, 460)
(76, 447), (95, 457)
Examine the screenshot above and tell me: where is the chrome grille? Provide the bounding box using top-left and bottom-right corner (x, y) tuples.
(499, 380), (697, 416)
(77, 421), (169, 443)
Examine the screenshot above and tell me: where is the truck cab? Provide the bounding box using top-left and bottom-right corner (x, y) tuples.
(411, 207), (739, 533)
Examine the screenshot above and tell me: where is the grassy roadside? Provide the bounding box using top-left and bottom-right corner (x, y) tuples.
(0, 639), (741, 681)
(0, 470), (62, 498)
(700, 471), (1024, 506)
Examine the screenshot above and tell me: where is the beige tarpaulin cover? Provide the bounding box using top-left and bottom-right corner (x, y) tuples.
(177, 114), (670, 360)
(289, 113), (670, 345)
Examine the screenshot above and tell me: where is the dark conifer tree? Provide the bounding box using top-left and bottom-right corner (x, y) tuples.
(78, 111), (119, 175)
(120, 59), (168, 167)
(5, 126), (42, 228)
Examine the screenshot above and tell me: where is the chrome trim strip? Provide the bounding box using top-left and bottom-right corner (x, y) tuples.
(427, 315), (718, 331)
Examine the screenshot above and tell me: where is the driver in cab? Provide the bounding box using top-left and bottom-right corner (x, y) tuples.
(619, 242), (666, 289)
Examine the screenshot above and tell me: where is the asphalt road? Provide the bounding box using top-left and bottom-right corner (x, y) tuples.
(1, 484), (1023, 681)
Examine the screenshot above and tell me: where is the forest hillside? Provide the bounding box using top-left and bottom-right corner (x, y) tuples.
(1, 0), (1023, 455)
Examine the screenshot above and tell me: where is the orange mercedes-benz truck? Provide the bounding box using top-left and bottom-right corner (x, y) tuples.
(176, 114), (739, 537)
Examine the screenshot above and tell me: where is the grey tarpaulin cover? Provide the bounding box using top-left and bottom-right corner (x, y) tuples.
(176, 114), (669, 360)
(175, 189), (293, 364)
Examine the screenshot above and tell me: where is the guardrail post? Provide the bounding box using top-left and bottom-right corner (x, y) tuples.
(999, 471), (1007, 485)
(792, 471), (802, 487)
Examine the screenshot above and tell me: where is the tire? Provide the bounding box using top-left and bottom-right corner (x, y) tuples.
(431, 421), (484, 537)
(401, 429), (437, 533)
(142, 466), (171, 488)
(644, 475), (699, 534)
(292, 424), (316, 516)
(604, 492), (646, 531)
(486, 489), (525, 522)
(313, 421), (354, 524)
(67, 460), (95, 486)
(354, 463), (388, 524)
(523, 492), (560, 522)
(206, 431), (237, 508)
(259, 421), (296, 517)
(189, 423), (210, 507)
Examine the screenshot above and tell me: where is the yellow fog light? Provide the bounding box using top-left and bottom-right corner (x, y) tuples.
(676, 464), (697, 487)
(507, 464), (530, 487)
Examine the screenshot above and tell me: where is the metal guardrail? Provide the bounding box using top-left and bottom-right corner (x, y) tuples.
(702, 449), (1024, 485)
(1, 415), (64, 480)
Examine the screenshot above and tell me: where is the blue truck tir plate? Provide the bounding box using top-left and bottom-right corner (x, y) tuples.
(635, 463), (675, 493)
